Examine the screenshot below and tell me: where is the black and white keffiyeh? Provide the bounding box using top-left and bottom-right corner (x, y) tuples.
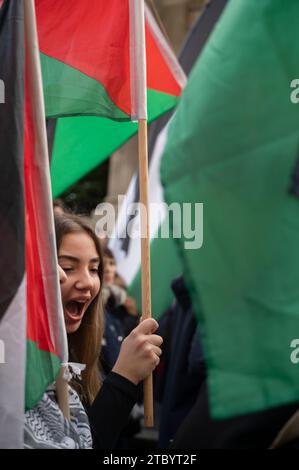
(24, 384), (92, 449)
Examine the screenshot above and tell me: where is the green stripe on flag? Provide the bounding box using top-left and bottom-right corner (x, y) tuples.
(40, 53), (130, 120)
(25, 339), (61, 411)
(51, 89), (179, 197)
(51, 117), (137, 197)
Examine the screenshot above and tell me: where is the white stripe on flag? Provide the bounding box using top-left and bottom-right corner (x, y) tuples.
(0, 277), (26, 449)
(129, 0), (147, 121)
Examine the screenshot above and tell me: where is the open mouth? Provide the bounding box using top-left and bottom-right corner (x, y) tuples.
(65, 300), (86, 322)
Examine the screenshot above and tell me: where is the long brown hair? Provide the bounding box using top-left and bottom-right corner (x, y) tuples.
(55, 213), (104, 405)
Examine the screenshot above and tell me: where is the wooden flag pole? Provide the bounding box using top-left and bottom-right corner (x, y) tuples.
(131, 0), (154, 428)
(138, 118), (154, 428)
(24, 0), (70, 421)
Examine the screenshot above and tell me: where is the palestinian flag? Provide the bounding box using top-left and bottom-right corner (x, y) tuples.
(161, 0), (299, 419)
(0, 0), (67, 448)
(110, 0), (228, 318)
(24, 0), (68, 414)
(35, 0), (186, 196)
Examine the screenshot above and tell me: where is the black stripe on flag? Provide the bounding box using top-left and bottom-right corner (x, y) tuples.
(46, 118), (57, 164)
(0, 0), (25, 322)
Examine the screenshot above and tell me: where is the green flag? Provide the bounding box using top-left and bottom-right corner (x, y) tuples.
(161, 0), (299, 419)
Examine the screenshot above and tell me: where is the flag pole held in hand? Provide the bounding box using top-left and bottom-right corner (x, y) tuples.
(138, 119), (154, 427)
(130, 0), (154, 427)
